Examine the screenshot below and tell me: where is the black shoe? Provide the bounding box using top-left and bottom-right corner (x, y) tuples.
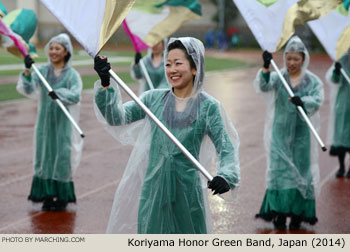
(52, 200), (68, 212)
(42, 197), (54, 211)
(289, 216), (302, 230)
(273, 215), (286, 230)
(336, 167), (345, 178)
(346, 169), (350, 178)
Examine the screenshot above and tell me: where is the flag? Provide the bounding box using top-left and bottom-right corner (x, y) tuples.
(232, 0), (340, 52)
(40, 0), (136, 57)
(123, 0), (201, 50)
(308, 2), (350, 61)
(0, 17), (28, 57)
(123, 20), (148, 52)
(0, 1), (7, 18)
(276, 0), (342, 50)
(1, 8), (38, 57)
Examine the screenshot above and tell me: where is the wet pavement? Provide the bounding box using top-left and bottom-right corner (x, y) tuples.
(0, 50), (349, 234)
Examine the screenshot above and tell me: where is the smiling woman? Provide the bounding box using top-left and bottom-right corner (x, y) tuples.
(93, 37), (240, 234)
(16, 33), (83, 212)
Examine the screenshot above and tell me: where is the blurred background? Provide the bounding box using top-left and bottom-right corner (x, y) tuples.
(1, 0), (323, 52)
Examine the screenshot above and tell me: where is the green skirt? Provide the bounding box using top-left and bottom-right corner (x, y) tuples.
(256, 188), (317, 224)
(28, 176), (76, 203)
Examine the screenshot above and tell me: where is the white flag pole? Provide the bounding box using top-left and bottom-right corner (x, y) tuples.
(139, 59), (155, 89)
(340, 68), (350, 85)
(108, 69), (213, 181)
(32, 64), (85, 138)
(270, 59), (327, 151)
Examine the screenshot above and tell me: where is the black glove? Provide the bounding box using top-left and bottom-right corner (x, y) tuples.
(48, 91), (59, 100)
(208, 176), (230, 195)
(262, 50), (272, 69)
(24, 55), (34, 69)
(94, 56), (111, 87)
(134, 52), (142, 65)
(290, 96), (303, 107)
(334, 61), (342, 75)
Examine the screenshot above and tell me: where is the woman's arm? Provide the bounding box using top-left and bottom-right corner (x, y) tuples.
(206, 102), (239, 189)
(54, 70), (82, 105)
(95, 82), (146, 126)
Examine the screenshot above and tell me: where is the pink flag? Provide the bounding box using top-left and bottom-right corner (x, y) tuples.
(0, 18), (28, 57)
(123, 20), (149, 52)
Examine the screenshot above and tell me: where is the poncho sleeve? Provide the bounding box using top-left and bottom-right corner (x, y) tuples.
(206, 101), (240, 189)
(54, 69), (82, 105)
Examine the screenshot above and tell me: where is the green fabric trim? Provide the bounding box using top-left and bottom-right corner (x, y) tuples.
(261, 71), (270, 83)
(22, 72), (31, 81)
(0, 1), (7, 16)
(157, 0), (202, 16)
(256, 0), (279, 7)
(258, 189), (316, 219)
(28, 176), (76, 203)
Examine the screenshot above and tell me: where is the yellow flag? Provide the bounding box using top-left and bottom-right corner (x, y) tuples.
(276, 0), (342, 51)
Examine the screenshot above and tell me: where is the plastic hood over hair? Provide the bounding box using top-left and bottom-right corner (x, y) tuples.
(45, 33), (73, 66)
(283, 36), (310, 80)
(165, 37), (205, 95)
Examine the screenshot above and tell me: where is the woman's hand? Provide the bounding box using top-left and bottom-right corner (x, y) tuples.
(208, 176), (230, 195)
(94, 56), (111, 87)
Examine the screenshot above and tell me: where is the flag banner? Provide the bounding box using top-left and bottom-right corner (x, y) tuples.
(276, 0), (342, 50)
(122, 20), (148, 52)
(232, 0), (298, 52)
(233, 0), (340, 52)
(308, 3), (350, 61)
(1, 8), (37, 57)
(124, 0), (201, 49)
(0, 17), (28, 57)
(0, 1), (7, 17)
(40, 0), (136, 57)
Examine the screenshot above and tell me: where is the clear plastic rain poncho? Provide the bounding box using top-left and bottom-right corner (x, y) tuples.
(16, 33), (83, 182)
(94, 37), (240, 234)
(131, 39), (169, 94)
(326, 51), (350, 151)
(254, 36), (324, 200)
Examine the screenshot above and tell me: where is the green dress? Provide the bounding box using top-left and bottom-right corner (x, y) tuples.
(18, 64), (82, 203)
(256, 69), (323, 224)
(95, 87), (239, 233)
(328, 53), (350, 154)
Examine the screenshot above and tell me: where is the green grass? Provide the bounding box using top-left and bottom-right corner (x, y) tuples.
(0, 83), (26, 102)
(205, 56), (248, 71)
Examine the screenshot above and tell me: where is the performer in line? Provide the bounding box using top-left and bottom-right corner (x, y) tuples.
(93, 37), (240, 233)
(131, 39), (168, 94)
(17, 33), (83, 211)
(254, 36), (324, 230)
(325, 51), (350, 178)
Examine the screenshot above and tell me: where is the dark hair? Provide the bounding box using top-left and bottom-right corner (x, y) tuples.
(167, 40), (196, 69)
(64, 51), (71, 64)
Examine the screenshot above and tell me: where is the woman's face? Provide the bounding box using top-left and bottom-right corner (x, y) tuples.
(166, 48), (197, 90)
(152, 41), (164, 54)
(48, 42), (68, 64)
(286, 52), (304, 75)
